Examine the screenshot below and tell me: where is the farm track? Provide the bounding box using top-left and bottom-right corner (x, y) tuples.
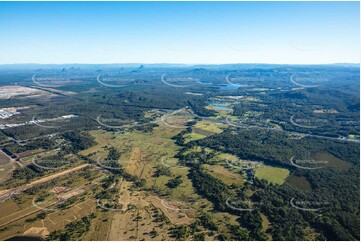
(0, 164), (90, 203)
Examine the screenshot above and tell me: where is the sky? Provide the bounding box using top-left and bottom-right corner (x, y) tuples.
(0, 1), (359, 64)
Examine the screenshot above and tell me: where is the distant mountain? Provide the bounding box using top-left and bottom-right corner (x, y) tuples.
(184, 68), (211, 75)
(0, 63), (358, 70)
(131, 64), (145, 73)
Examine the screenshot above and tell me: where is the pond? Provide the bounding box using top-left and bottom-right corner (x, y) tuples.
(208, 101), (233, 111)
(219, 84), (248, 90)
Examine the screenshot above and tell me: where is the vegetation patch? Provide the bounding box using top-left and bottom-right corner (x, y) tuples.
(286, 175), (312, 191)
(203, 164), (244, 186)
(311, 151), (352, 171)
(254, 166), (290, 185)
(195, 120), (225, 134)
(184, 132), (207, 143)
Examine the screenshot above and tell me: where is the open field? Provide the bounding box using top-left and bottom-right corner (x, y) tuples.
(194, 120), (225, 134)
(260, 213), (272, 240)
(0, 198), (97, 240)
(0, 150), (11, 165)
(82, 124), (183, 188)
(0, 62), (358, 241)
(311, 151), (352, 171)
(77, 122), (216, 240)
(255, 166), (290, 185)
(0, 153), (17, 183)
(0, 165), (103, 240)
(203, 164), (244, 186)
(184, 132), (206, 143)
(0, 86), (52, 99)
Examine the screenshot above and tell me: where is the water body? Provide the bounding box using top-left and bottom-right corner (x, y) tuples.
(219, 84), (248, 90)
(208, 101), (233, 111)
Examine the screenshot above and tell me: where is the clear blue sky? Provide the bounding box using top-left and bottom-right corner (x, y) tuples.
(0, 1), (359, 64)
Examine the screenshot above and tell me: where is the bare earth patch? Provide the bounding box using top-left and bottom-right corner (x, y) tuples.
(23, 227), (50, 238)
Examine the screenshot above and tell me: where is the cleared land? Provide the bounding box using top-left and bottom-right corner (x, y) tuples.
(203, 164), (244, 186)
(311, 151), (352, 171)
(286, 175), (312, 191)
(255, 166), (290, 185)
(195, 120), (225, 134)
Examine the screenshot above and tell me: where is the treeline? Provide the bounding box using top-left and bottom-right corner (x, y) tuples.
(232, 87), (359, 137)
(61, 131), (96, 153)
(192, 128), (359, 240)
(187, 100), (217, 117)
(196, 129), (360, 167)
(188, 164), (267, 240)
(48, 213), (96, 240)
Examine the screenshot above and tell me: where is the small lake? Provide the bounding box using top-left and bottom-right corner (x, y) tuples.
(219, 84), (248, 90)
(208, 101), (233, 111)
